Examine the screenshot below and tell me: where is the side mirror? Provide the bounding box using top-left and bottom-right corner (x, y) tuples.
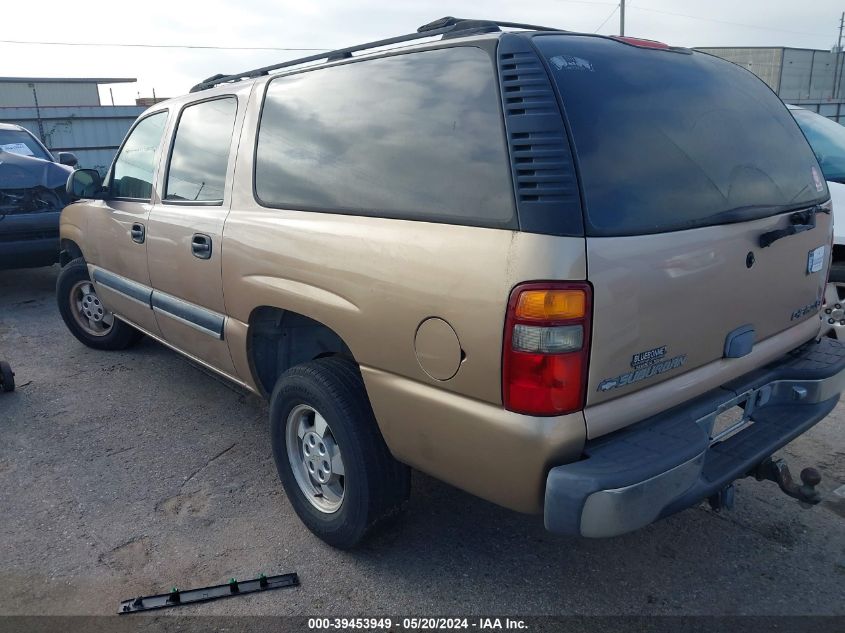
(66, 169), (104, 200)
(57, 152), (79, 167)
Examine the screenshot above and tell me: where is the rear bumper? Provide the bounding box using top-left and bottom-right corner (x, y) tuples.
(0, 211), (60, 269)
(545, 337), (845, 537)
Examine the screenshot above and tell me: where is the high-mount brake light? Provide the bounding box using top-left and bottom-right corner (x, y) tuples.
(503, 282), (592, 416)
(611, 36), (670, 50)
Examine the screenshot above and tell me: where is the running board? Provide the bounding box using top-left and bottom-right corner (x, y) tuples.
(119, 572), (299, 613)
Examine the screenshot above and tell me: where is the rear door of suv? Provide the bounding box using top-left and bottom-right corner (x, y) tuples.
(145, 88), (247, 376)
(532, 35), (831, 437)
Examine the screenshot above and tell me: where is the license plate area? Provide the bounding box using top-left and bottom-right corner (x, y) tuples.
(710, 402), (755, 444)
(697, 386), (772, 446)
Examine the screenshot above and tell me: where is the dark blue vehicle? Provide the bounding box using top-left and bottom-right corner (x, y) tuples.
(0, 123), (77, 269)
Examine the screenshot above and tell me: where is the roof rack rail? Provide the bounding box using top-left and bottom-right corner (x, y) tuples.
(190, 16), (561, 93)
(417, 16), (559, 33)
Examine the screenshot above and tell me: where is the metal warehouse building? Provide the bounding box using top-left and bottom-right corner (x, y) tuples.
(697, 47), (845, 123)
(0, 77), (146, 173)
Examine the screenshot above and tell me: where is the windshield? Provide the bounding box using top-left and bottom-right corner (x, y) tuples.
(533, 35), (828, 236)
(0, 129), (51, 161)
(792, 108), (845, 184)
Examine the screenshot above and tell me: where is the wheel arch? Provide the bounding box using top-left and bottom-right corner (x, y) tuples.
(59, 238), (84, 267)
(246, 305), (357, 399)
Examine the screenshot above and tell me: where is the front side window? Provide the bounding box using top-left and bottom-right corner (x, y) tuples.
(111, 111), (168, 200)
(165, 97), (237, 202)
(255, 46), (515, 227)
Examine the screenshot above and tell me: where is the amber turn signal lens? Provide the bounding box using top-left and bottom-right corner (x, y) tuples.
(515, 289), (586, 321)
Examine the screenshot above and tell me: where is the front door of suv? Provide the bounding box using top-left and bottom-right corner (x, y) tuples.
(145, 94), (242, 377)
(89, 110), (169, 336)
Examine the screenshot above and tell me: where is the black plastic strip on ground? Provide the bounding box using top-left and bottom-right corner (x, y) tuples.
(119, 573), (299, 614)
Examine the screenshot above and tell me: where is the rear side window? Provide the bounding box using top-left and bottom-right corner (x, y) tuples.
(165, 97), (237, 203)
(111, 111), (168, 200)
(533, 36), (827, 236)
(255, 46), (515, 228)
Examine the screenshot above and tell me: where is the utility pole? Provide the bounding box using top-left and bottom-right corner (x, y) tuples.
(835, 12), (844, 99)
(620, 0), (626, 36)
(28, 83), (46, 145)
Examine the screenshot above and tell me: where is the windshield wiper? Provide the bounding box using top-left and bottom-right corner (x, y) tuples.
(759, 204), (829, 248)
(705, 204), (791, 226)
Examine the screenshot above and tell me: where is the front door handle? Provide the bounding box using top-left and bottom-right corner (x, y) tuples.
(191, 233), (212, 260)
(130, 223), (145, 244)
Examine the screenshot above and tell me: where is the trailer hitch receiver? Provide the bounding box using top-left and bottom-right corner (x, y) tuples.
(753, 458), (822, 505)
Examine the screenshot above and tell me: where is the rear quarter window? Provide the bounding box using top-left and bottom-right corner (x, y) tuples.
(255, 46), (516, 228)
(533, 35), (827, 236)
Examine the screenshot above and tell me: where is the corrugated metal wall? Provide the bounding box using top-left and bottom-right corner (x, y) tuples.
(780, 49), (842, 101)
(0, 105), (145, 173)
(0, 82), (101, 107)
(697, 47), (784, 92)
(697, 47), (845, 124)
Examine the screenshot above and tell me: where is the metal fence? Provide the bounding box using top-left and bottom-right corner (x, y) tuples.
(0, 105), (145, 174)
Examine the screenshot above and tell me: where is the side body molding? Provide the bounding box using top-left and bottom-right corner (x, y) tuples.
(92, 267), (225, 339)
(92, 268), (152, 307)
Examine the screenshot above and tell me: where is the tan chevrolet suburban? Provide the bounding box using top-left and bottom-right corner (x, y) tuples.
(57, 17), (845, 548)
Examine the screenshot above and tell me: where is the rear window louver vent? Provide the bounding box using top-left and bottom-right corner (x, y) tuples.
(497, 34), (583, 236)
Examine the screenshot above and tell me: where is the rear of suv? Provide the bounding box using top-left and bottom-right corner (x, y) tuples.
(57, 18), (845, 548)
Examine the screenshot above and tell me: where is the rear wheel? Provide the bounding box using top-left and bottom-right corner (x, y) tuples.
(269, 357), (410, 549)
(56, 258), (142, 350)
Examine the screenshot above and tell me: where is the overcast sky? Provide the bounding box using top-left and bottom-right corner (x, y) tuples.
(3, 0), (844, 105)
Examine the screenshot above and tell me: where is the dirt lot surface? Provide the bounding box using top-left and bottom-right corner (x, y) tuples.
(1, 266), (843, 617)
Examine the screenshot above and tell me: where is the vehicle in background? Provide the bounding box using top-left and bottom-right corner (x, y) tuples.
(788, 105), (845, 338)
(0, 123), (77, 269)
(58, 19), (844, 548)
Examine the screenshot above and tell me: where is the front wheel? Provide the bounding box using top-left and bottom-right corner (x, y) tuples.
(56, 258), (142, 350)
(269, 357), (410, 549)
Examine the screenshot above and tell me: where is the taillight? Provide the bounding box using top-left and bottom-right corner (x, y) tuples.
(502, 282), (592, 416)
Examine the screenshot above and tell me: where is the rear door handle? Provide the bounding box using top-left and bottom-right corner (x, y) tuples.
(130, 223), (145, 244)
(191, 233), (212, 259)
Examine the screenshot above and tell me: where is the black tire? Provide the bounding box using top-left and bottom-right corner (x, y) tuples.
(0, 361), (14, 393)
(56, 258), (143, 351)
(270, 357), (410, 549)
(829, 262), (845, 284)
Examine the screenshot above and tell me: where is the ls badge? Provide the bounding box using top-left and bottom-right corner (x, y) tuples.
(807, 245), (825, 274)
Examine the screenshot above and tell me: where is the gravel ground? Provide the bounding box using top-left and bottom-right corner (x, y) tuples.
(0, 265), (843, 617)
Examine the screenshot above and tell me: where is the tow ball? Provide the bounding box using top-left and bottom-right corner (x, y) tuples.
(753, 457), (822, 505)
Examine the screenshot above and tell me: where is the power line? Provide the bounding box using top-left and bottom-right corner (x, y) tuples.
(0, 38), (330, 51)
(593, 5), (619, 33)
(629, 6), (828, 38)
(557, 0), (618, 6)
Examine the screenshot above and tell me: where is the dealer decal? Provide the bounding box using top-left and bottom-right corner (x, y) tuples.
(597, 348), (687, 393)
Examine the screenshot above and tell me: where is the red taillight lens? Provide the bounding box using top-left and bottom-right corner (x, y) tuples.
(502, 282), (592, 416)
